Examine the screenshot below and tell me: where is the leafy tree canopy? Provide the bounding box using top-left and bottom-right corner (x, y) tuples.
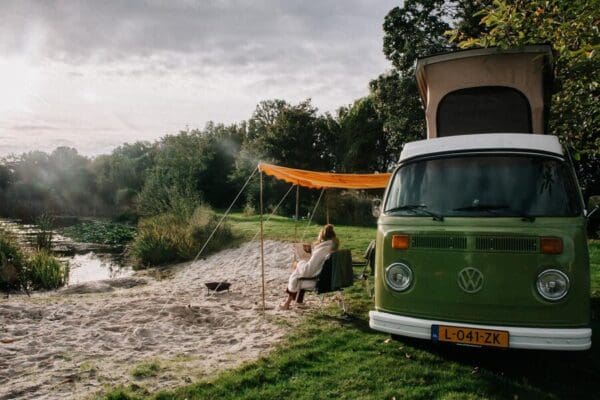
(450, 0), (600, 195)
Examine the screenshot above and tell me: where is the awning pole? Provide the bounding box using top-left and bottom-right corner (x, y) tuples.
(294, 184), (299, 242)
(260, 169), (266, 313)
(326, 189), (330, 224)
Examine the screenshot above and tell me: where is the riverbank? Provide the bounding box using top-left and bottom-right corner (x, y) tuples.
(0, 240), (309, 400)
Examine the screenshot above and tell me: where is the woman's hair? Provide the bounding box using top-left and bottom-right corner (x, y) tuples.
(320, 224), (336, 241)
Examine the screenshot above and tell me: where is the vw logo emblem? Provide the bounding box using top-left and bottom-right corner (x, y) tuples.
(457, 267), (484, 293)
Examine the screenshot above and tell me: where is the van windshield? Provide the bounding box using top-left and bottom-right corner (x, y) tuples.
(385, 154), (582, 218)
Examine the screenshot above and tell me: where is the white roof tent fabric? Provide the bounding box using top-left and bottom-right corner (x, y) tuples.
(415, 45), (554, 139)
(399, 133), (564, 163)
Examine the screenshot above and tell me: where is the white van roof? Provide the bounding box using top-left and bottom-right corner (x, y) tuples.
(400, 133), (564, 162)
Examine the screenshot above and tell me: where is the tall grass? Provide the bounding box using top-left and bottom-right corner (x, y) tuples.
(27, 250), (69, 290)
(0, 232), (68, 292)
(131, 205), (233, 267)
(35, 212), (55, 250)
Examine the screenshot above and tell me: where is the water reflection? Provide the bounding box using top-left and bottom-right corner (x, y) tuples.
(66, 252), (132, 284)
(0, 218), (133, 285)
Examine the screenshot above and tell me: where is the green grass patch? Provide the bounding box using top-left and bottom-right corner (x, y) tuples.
(226, 213), (375, 260)
(131, 361), (161, 379)
(59, 220), (136, 246)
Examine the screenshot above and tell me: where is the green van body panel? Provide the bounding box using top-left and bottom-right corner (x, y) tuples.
(374, 216), (590, 328)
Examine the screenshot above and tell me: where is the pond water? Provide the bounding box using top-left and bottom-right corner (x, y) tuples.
(0, 218), (133, 285)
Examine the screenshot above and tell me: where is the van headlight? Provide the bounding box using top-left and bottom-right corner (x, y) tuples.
(536, 269), (569, 301)
(385, 263), (413, 291)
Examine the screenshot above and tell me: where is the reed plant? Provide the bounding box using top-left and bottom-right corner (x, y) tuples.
(35, 213), (55, 250)
(26, 250), (69, 290)
(131, 205), (233, 267)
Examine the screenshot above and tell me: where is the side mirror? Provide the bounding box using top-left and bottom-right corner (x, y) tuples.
(586, 195), (600, 219)
(372, 198), (382, 218)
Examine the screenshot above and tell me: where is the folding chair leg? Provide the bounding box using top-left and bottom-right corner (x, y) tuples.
(339, 292), (348, 314)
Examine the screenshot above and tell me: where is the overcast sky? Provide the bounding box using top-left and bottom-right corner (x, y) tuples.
(0, 0), (397, 156)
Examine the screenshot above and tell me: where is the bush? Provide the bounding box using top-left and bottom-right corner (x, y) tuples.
(0, 233), (68, 292)
(131, 205), (233, 267)
(0, 233), (28, 291)
(27, 251), (69, 290)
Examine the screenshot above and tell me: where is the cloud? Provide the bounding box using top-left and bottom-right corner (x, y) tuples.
(1, 1), (394, 72)
(0, 1), (397, 156)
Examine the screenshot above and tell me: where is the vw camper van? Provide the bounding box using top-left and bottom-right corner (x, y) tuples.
(369, 46), (593, 350)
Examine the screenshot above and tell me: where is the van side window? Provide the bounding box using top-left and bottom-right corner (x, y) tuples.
(437, 86), (532, 136)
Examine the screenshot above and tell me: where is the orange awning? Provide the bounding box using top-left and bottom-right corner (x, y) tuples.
(258, 162), (391, 189)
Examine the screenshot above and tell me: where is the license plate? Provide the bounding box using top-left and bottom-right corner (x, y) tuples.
(432, 325), (509, 348)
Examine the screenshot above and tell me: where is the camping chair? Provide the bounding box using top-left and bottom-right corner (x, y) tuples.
(353, 239), (375, 276)
(296, 249), (354, 312)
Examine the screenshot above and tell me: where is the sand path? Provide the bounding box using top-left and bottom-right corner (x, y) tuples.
(0, 240), (314, 399)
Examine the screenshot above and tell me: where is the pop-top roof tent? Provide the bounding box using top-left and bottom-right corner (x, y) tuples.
(415, 45), (554, 139)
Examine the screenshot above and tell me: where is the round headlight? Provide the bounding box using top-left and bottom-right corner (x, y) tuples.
(536, 269), (569, 301)
(385, 263), (413, 291)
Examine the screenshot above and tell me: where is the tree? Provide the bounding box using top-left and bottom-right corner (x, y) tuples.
(451, 0), (600, 196)
(245, 99), (330, 171)
(371, 0), (492, 163)
(330, 97), (390, 172)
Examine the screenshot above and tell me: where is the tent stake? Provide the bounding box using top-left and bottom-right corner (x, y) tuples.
(259, 169), (266, 314)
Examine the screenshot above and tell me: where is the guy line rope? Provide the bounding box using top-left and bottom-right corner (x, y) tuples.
(127, 169), (304, 338)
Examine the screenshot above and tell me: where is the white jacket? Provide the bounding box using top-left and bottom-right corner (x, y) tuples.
(287, 240), (335, 292)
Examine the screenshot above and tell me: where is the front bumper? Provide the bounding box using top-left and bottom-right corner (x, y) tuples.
(369, 310), (591, 351)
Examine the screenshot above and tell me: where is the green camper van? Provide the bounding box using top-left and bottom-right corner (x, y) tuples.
(369, 46), (595, 351)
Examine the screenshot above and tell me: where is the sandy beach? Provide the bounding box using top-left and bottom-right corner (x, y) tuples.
(0, 240), (314, 399)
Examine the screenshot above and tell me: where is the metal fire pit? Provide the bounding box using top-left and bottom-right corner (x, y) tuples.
(205, 281), (231, 293)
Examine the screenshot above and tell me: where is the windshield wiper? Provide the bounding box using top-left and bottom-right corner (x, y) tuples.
(385, 204), (444, 222)
(453, 204), (535, 222)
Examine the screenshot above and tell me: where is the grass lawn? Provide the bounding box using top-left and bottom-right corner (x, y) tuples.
(226, 212), (376, 260)
(104, 215), (600, 399)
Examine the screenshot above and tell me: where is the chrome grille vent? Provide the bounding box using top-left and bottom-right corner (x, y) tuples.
(411, 235), (467, 250)
(475, 236), (538, 252)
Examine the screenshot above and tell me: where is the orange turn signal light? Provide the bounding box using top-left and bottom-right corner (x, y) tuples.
(392, 234), (410, 250)
(540, 237), (563, 254)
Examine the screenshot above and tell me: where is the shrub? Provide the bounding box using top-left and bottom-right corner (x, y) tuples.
(0, 233), (28, 291)
(131, 205), (233, 268)
(0, 233), (68, 292)
(27, 251), (69, 290)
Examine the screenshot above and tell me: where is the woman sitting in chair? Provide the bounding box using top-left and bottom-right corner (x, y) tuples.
(279, 224), (339, 310)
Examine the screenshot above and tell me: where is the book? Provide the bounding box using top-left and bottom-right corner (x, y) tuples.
(294, 243), (312, 260)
